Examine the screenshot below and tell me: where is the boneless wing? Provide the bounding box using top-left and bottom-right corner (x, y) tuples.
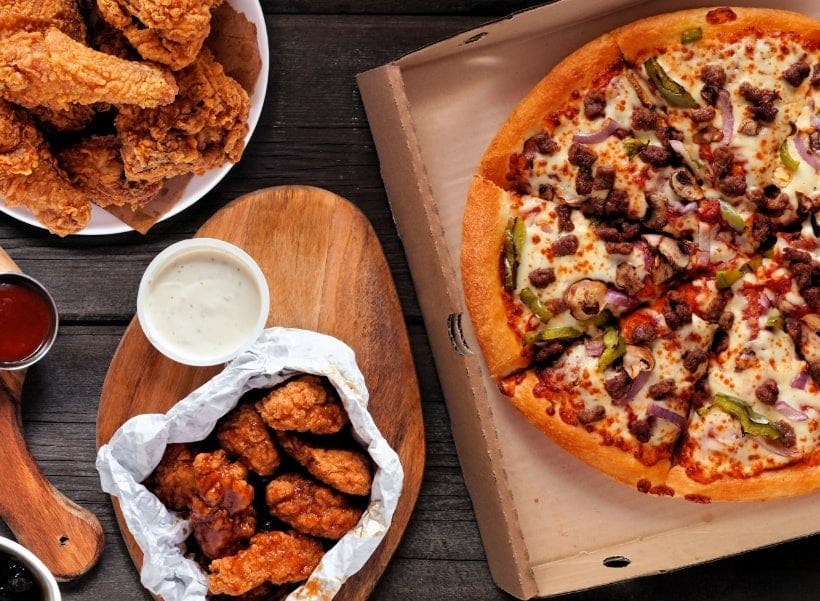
(0, 28), (178, 111)
(116, 48), (248, 183)
(0, 100), (90, 235)
(276, 431), (373, 496)
(266, 473), (364, 540)
(216, 404), (280, 476)
(208, 531), (323, 596)
(256, 376), (349, 435)
(147, 443), (198, 512)
(97, 0), (224, 70)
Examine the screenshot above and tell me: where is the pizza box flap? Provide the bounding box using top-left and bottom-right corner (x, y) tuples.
(358, 0), (820, 598)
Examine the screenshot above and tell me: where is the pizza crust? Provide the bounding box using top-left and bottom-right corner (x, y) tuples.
(461, 175), (529, 378)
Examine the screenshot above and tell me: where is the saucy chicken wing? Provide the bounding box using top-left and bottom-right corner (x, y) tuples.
(190, 450), (256, 559)
(265, 473), (364, 540)
(216, 404), (280, 477)
(276, 432), (372, 496)
(97, 0), (224, 70)
(147, 443), (198, 512)
(208, 531), (323, 596)
(0, 99), (90, 235)
(0, 28), (177, 111)
(256, 376), (348, 435)
(116, 48), (248, 183)
(58, 134), (162, 210)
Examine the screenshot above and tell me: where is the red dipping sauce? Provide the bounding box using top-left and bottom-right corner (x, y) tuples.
(0, 281), (54, 364)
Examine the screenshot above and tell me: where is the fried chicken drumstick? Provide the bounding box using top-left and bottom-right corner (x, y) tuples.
(0, 99), (90, 235)
(0, 27), (178, 111)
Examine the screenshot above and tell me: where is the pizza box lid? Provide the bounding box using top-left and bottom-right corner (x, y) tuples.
(357, 0), (820, 598)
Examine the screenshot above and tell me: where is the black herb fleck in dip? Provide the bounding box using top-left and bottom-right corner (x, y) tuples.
(0, 551), (43, 600)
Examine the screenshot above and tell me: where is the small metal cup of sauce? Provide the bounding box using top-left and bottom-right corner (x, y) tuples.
(137, 238), (270, 367)
(0, 273), (59, 370)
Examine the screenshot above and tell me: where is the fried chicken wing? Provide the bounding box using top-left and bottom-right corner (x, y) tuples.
(265, 474), (364, 540)
(147, 443), (198, 511)
(191, 450), (256, 559)
(276, 432), (372, 497)
(208, 531), (323, 596)
(216, 404), (280, 477)
(58, 134), (162, 209)
(0, 100), (90, 235)
(97, 0), (223, 70)
(256, 376), (349, 435)
(0, 0), (86, 41)
(0, 28), (178, 111)
(116, 48), (248, 183)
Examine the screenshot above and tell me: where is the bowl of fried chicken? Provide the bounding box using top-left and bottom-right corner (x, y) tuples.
(0, 0), (268, 236)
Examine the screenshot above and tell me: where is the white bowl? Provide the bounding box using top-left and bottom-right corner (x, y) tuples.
(137, 238), (270, 366)
(0, 0), (269, 236)
(0, 536), (61, 600)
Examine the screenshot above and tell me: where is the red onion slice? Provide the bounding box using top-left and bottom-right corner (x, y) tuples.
(605, 288), (638, 310)
(695, 222), (711, 266)
(571, 118), (623, 144)
(613, 370), (651, 406)
(758, 293), (771, 309)
(585, 339), (604, 358)
(756, 437), (802, 458)
(717, 90), (734, 146)
(790, 371), (809, 390)
(637, 240), (654, 272)
(681, 202), (698, 214)
(774, 400), (808, 422)
(794, 133), (820, 171)
(812, 114), (820, 129)
(647, 402), (686, 429)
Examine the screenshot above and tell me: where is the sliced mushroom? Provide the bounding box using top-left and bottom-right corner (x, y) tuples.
(623, 345), (655, 379)
(657, 236), (691, 271)
(644, 193), (668, 229)
(669, 169), (703, 202)
(564, 279), (608, 321)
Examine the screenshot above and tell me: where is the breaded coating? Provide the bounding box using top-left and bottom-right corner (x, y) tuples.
(0, 28), (178, 111)
(276, 431), (372, 497)
(208, 531), (323, 596)
(265, 473), (364, 540)
(216, 404), (280, 477)
(191, 450), (256, 559)
(256, 376), (348, 435)
(28, 103), (98, 132)
(58, 134), (162, 209)
(0, 0), (86, 41)
(116, 48), (249, 183)
(97, 0), (224, 70)
(0, 100), (90, 235)
(147, 443), (197, 511)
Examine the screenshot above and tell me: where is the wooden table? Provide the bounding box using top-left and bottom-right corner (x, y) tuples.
(0, 1), (817, 600)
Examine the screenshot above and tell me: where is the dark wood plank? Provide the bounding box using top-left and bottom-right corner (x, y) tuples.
(262, 1), (547, 16)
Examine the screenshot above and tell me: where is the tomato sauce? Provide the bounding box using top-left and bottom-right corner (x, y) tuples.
(0, 282), (53, 363)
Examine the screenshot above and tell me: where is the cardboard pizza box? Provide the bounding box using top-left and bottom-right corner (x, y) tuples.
(357, 0), (820, 598)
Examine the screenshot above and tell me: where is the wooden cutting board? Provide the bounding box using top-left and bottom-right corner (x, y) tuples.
(97, 185), (425, 600)
(0, 247), (104, 580)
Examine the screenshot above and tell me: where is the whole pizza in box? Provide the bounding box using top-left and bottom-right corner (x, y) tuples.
(461, 6), (819, 502)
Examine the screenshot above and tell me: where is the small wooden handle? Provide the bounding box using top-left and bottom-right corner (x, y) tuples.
(0, 246), (104, 580)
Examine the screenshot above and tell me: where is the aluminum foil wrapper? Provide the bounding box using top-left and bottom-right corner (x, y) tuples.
(96, 327), (404, 600)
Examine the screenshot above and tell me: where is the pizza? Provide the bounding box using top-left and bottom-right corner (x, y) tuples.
(460, 6), (819, 502)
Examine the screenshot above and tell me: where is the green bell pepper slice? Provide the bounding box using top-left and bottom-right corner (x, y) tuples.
(700, 394), (783, 440)
(644, 57), (699, 108)
(719, 200), (746, 233)
(681, 27), (703, 44)
(523, 326), (583, 346)
(520, 287), (553, 323)
(597, 327), (625, 371)
(503, 217), (527, 291)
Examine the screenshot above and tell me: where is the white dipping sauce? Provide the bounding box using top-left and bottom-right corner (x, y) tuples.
(141, 248), (264, 362)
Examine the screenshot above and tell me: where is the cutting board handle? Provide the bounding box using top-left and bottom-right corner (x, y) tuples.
(0, 247), (104, 580)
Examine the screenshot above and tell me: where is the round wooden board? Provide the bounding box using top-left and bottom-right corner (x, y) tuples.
(96, 185), (425, 600)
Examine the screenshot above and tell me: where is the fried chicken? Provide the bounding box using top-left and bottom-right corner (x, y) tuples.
(208, 531), (323, 596)
(0, 99), (90, 235)
(0, 28), (178, 111)
(147, 443), (198, 512)
(265, 474), (364, 540)
(276, 432), (372, 497)
(58, 134), (162, 210)
(216, 404), (280, 477)
(256, 376), (349, 435)
(190, 450), (256, 559)
(0, 0), (86, 41)
(97, 0), (224, 70)
(116, 48), (248, 183)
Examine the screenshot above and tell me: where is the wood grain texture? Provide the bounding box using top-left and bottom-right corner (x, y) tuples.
(97, 186), (424, 600)
(0, 249), (104, 581)
(0, 3), (816, 600)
